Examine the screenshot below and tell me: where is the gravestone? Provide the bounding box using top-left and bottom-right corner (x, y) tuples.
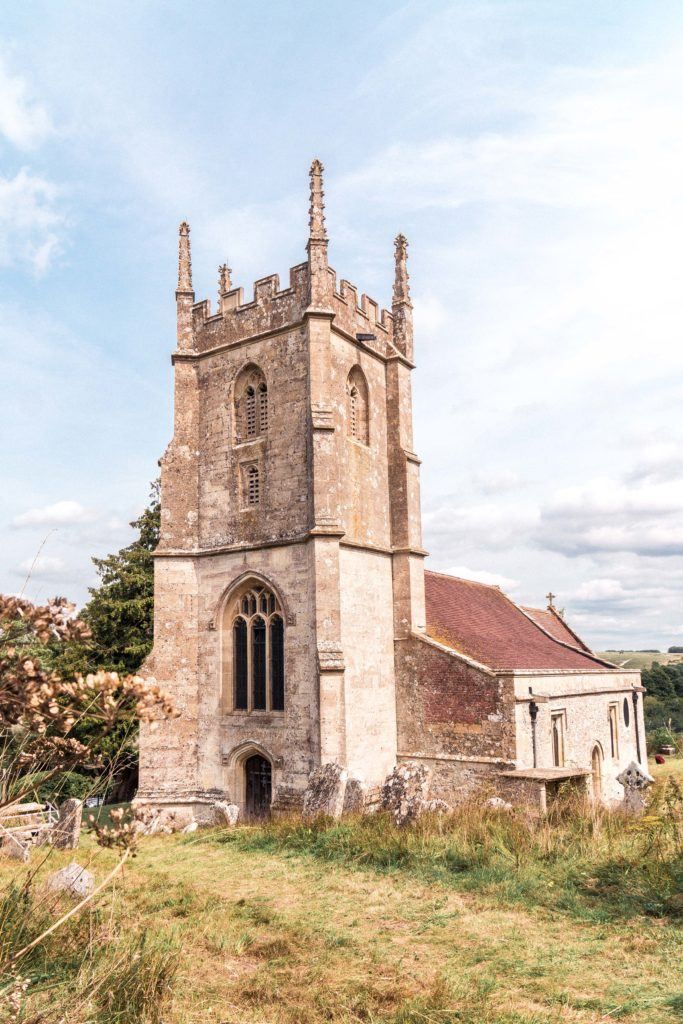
(302, 763), (347, 819)
(380, 762), (431, 826)
(617, 761), (654, 815)
(213, 802), (240, 827)
(52, 798), (83, 850)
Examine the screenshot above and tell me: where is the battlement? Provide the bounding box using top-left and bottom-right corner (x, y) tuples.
(175, 160), (412, 362)
(186, 261), (398, 360)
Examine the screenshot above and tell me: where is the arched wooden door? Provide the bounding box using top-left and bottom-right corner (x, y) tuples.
(245, 754), (272, 819)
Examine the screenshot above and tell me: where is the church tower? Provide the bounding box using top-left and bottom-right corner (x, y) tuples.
(137, 162), (426, 819)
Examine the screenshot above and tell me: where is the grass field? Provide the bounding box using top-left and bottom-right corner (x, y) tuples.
(1, 759), (681, 1024)
(597, 651), (683, 671)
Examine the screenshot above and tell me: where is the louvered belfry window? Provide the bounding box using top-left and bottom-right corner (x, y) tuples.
(235, 366), (268, 443)
(346, 366), (369, 445)
(246, 465), (260, 506)
(229, 584), (285, 713)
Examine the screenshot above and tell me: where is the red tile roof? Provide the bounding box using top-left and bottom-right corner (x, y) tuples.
(521, 606), (591, 652)
(424, 571), (612, 672)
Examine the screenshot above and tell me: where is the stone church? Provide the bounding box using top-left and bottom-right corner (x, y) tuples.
(137, 161), (646, 821)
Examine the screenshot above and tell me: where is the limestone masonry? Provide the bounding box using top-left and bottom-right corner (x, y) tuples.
(137, 161), (646, 820)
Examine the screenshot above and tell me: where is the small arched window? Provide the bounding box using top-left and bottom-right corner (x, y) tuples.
(235, 366), (268, 442)
(346, 366), (369, 445)
(227, 584), (285, 713)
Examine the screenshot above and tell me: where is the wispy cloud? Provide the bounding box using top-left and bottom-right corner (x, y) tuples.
(0, 54), (52, 150)
(13, 500), (96, 528)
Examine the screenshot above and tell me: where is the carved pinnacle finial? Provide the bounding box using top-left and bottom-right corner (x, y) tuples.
(393, 233), (411, 307)
(177, 221), (192, 293)
(308, 159), (327, 243)
(219, 262), (232, 294)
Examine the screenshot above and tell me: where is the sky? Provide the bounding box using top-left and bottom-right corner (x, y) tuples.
(1, 0), (683, 650)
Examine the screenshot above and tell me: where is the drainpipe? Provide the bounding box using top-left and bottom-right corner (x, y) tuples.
(529, 699), (539, 768)
(632, 691), (642, 764)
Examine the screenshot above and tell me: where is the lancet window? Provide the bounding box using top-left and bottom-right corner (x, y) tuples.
(235, 366), (268, 442)
(230, 584), (284, 713)
(346, 366), (369, 445)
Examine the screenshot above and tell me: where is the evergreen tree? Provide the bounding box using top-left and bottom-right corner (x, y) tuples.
(50, 482), (160, 800)
(82, 481), (159, 674)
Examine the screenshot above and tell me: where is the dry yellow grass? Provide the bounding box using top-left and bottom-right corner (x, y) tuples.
(1, 779), (681, 1024)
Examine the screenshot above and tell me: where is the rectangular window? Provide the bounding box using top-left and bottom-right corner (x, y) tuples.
(551, 712), (565, 767)
(609, 704), (619, 758)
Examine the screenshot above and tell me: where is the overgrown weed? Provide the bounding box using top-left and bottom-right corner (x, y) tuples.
(212, 776), (683, 921)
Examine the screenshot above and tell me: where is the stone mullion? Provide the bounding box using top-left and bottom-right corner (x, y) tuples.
(265, 614), (272, 712)
(247, 617), (253, 712)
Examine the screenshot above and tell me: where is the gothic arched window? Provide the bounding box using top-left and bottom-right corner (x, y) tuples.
(235, 366), (268, 443)
(227, 584), (285, 713)
(346, 366), (369, 445)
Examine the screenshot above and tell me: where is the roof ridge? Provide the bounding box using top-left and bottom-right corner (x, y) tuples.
(522, 604), (594, 656)
(513, 600), (615, 669)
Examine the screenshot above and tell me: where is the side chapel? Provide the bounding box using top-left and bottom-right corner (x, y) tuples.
(137, 161), (646, 820)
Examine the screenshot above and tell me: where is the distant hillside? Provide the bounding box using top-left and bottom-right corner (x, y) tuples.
(597, 651), (683, 671)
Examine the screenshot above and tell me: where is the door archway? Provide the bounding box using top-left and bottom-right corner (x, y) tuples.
(244, 754), (272, 819)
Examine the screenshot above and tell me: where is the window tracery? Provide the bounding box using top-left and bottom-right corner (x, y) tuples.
(229, 584), (284, 713)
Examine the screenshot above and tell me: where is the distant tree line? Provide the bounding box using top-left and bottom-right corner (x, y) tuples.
(642, 661), (683, 745)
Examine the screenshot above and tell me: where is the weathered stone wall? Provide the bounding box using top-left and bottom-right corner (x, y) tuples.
(138, 558), (201, 805)
(396, 634), (515, 757)
(394, 633), (515, 802)
(512, 670), (645, 803)
(198, 326), (310, 549)
(339, 546), (397, 783)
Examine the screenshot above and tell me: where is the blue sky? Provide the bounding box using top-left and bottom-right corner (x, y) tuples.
(2, 0), (683, 648)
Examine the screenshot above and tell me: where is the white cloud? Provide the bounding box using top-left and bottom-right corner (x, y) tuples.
(573, 578), (627, 602)
(423, 499), (539, 555)
(13, 501), (96, 527)
(16, 554), (66, 579)
(472, 469), (521, 495)
(0, 55), (52, 150)
(538, 477), (683, 557)
(447, 565), (519, 591)
(0, 168), (64, 274)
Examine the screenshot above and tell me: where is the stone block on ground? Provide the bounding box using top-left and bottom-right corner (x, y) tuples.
(303, 763), (347, 819)
(47, 861), (94, 899)
(147, 808), (195, 834)
(380, 762), (431, 826)
(213, 802), (239, 827)
(52, 798), (83, 850)
(0, 833), (30, 862)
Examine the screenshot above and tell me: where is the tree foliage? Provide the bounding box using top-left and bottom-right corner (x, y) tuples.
(36, 483), (160, 800)
(0, 594), (174, 809)
(643, 662), (683, 738)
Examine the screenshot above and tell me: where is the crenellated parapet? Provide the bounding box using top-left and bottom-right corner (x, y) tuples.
(173, 161), (412, 366)
(181, 261), (402, 362)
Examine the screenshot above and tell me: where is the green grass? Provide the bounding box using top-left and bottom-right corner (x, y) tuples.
(0, 766), (681, 1023)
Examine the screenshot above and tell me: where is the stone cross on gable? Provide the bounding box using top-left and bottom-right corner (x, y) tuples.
(546, 592), (557, 609)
